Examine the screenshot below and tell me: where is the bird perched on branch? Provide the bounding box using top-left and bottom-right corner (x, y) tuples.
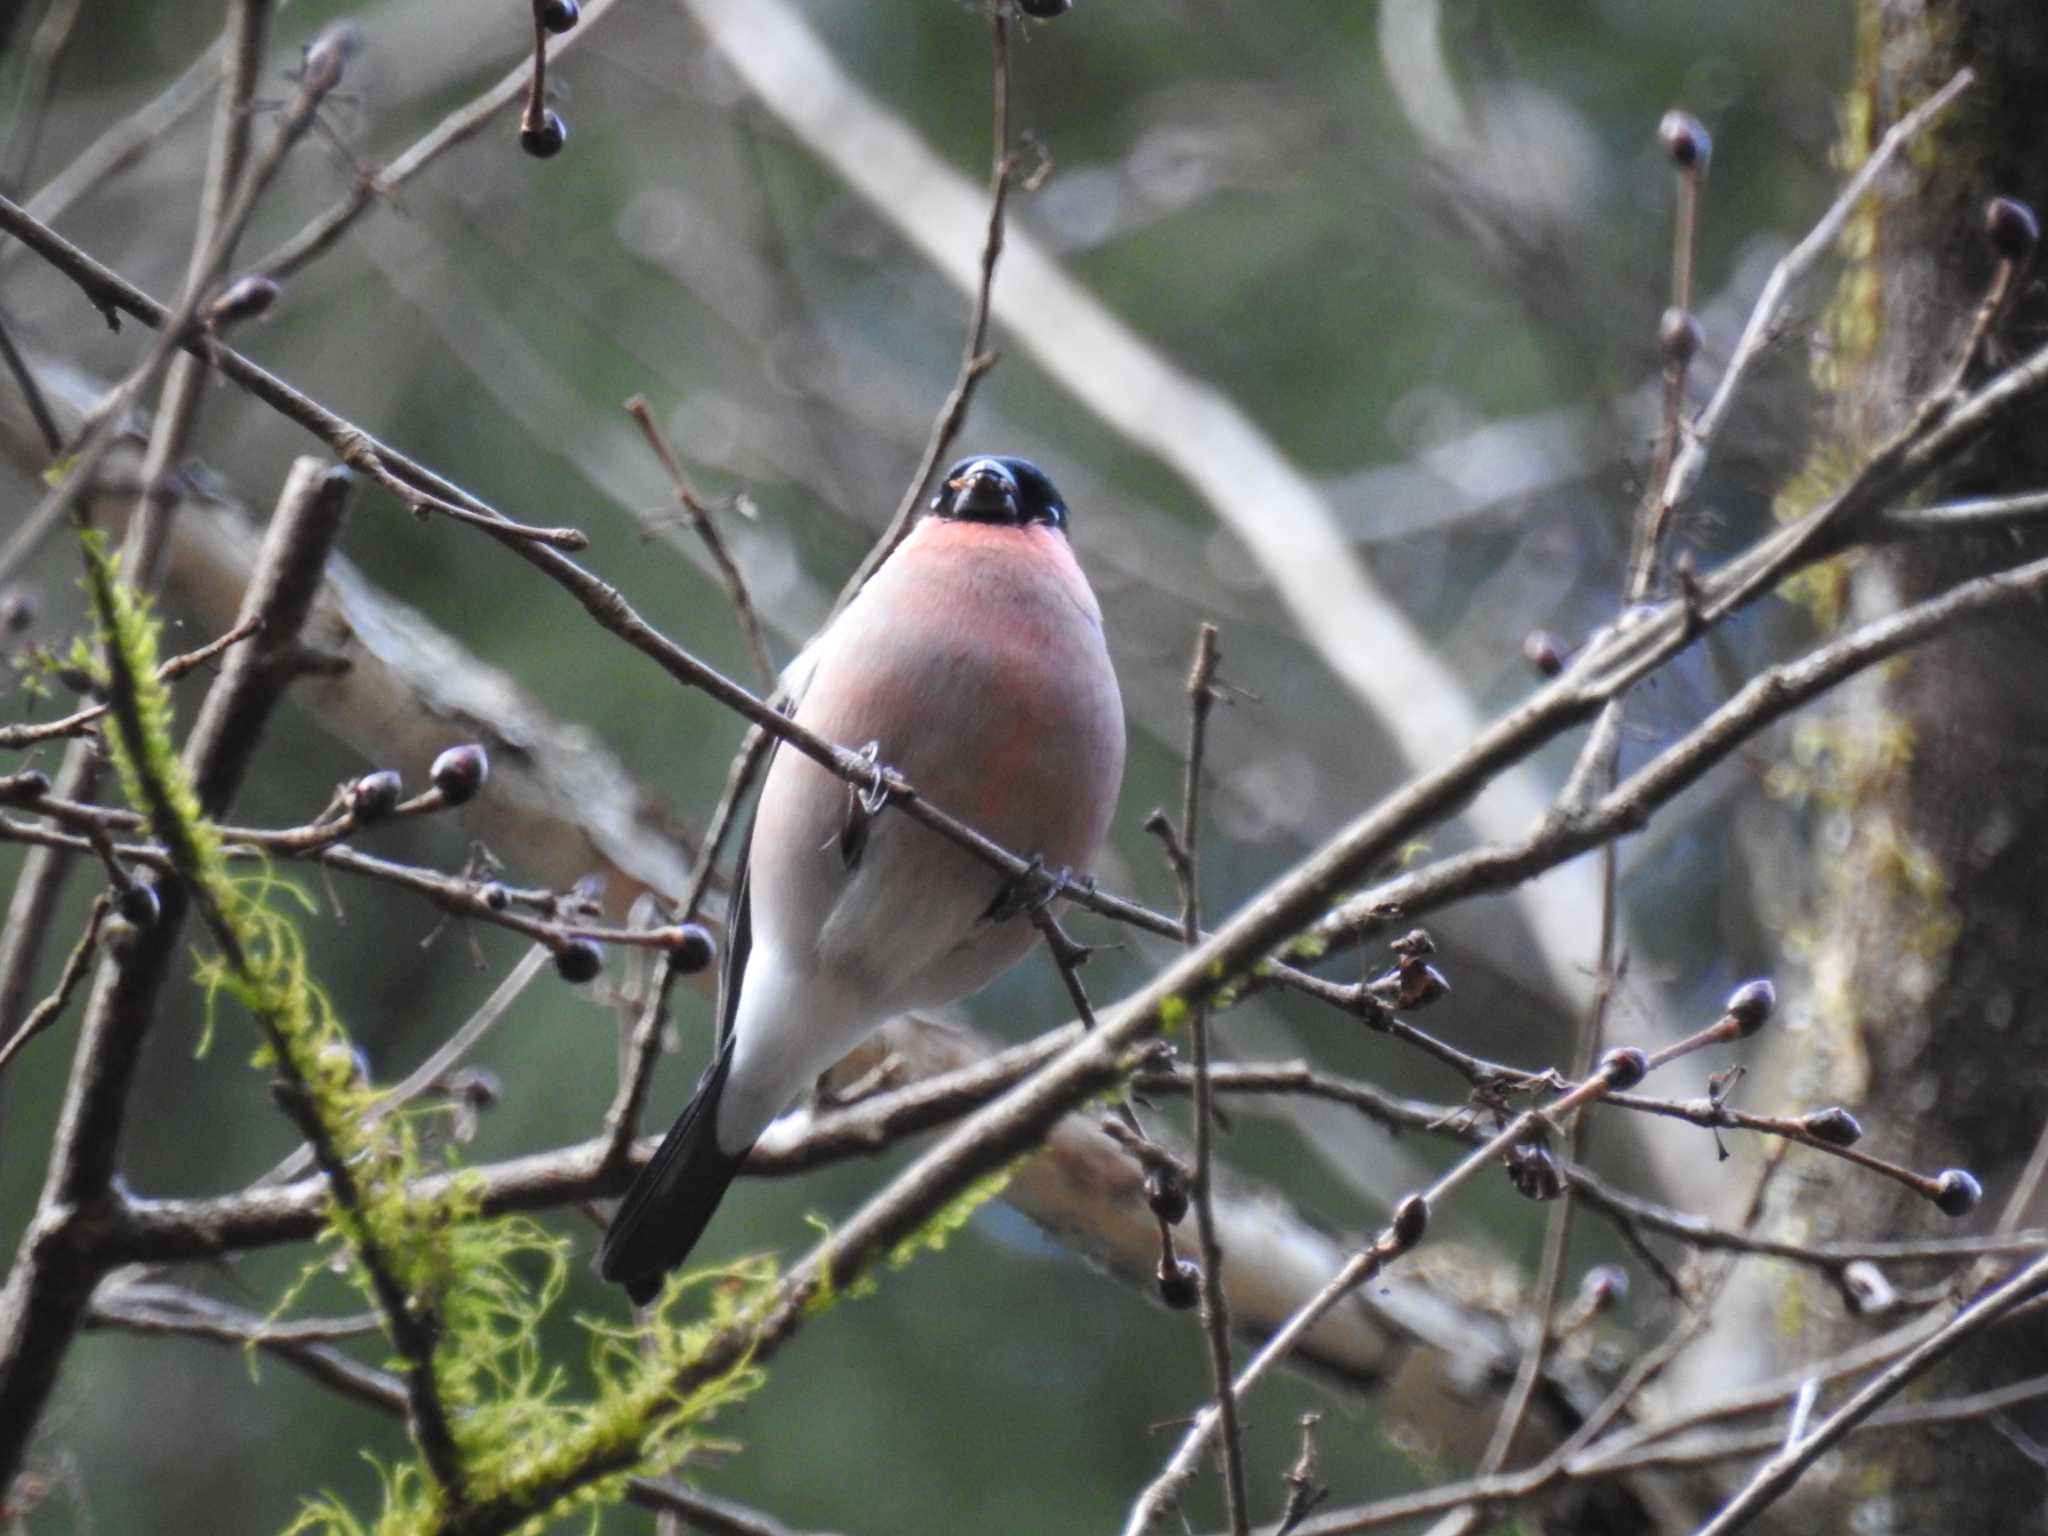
(600, 456), (1126, 1303)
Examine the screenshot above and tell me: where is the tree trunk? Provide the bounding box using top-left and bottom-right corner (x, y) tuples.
(1734, 4), (2048, 1528)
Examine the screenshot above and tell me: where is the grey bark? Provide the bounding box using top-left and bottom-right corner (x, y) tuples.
(1734, 6), (2048, 1528)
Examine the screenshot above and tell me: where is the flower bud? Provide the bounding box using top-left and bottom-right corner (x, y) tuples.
(555, 936), (603, 984)
(1505, 1140), (1563, 1202)
(1395, 962), (1450, 1011)
(2, 769), (50, 803)
(1658, 306), (1702, 366)
(1522, 629), (1565, 677)
(669, 922), (716, 974)
(116, 881), (160, 928)
(300, 22), (360, 96)
(1986, 196), (2039, 263)
(1799, 1106), (1863, 1147)
(429, 744), (489, 805)
(1391, 1192), (1429, 1249)
(1724, 979), (1776, 1036)
(1146, 1169), (1189, 1226)
(1933, 1168), (1982, 1218)
(204, 274), (280, 328)
(346, 769), (403, 821)
(1156, 1256), (1201, 1310)
(1599, 1046), (1648, 1091)
(520, 110), (569, 159)
(1658, 109), (1710, 172)
(535, 0), (580, 33)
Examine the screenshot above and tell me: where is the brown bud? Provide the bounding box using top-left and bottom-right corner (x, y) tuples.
(1390, 1192), (1429, 1250)
(1599, 1046), (1648, 1091)
(204, 274), (280, 328)
(1658, 110), (1710, 172)
(520, 110), (569, 160)
(554, 936), (603, 984)
(1505, 1140), (1563, 1202)
(1799, 1106), (1863, 1147)
(1658, 306), (1702, 366)
(429, 743), (489, 805)
(1018, 0), (1073, 15)
(1723, 979), (1776, 1036)
(1, 769), (51, 803)
(1986, 196), (2040, 263)
(116, 881), (160, 928)
(1146, 1169), (1190, 1226)
(668, 922), (716, 974)
(0, 588), (37, 633)
(1522, 629), (1565, 677)
(300, 22), (361, 97)
(1933, 1168), (1982, 1218)
(535, 0), (580, 33)
(1156, 1256), (1201, 1310)
(1395, 962), (1450, 1011)
(346, 769), (403, 821)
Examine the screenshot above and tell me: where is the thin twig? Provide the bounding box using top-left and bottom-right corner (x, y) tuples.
(1658, 67), (1973, 515)
(0, 614), (262, 748)
(0, 0), (88, 197)
(1124, 1051), (1644, 1534)
(260, 943), (552, 1187)
(0, 894), (107, 1077)
(0, 800), (714, 959)
(0, 306), (60, 458)
(0, 0), (272, 1065)
(604, 944), (689, 1165)
(626, 395), (774, 687)
(678, 721), (775, 926)
(1695, 1251), (2048, 1536)
(1166, 624), (1249, 1536)
(17, 39), (220, 231)
(249, 0), (625, 282)
(0, 456), (351, 1488)
(828, 0), (1013, 619)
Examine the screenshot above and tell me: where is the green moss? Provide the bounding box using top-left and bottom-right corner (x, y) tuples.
(83, 529), (772, 1536)
(881, 1164), (1015, 1275)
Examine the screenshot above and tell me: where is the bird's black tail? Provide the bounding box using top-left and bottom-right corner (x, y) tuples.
(599, 1037), (751, 1305)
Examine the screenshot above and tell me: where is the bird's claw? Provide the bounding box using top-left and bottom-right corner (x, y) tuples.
(854, 741), (892, 815)
(984, 857), (1081, 923)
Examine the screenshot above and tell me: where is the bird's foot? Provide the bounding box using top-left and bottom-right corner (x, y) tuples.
(983, 857), (1082, 923)
(853, 740), (892, 815)
(835, 742), (892, 870)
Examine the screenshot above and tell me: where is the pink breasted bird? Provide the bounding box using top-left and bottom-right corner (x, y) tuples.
(600, 456), (1126, 1303)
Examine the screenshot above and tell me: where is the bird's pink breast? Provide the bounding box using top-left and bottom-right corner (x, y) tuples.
(748, 516), (1124, 994)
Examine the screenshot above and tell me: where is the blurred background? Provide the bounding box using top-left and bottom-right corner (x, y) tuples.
(0, 0), (1858, 1529)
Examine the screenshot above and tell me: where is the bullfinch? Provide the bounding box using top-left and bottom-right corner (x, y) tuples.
(600, 455), (1126, 1303)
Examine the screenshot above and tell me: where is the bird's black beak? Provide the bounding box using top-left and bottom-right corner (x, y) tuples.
(944, 460), (1020, 522)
